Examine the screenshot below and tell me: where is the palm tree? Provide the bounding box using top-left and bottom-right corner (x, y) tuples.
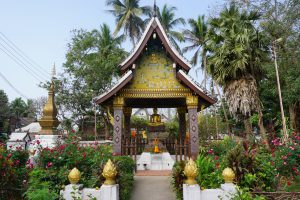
(206, 3), (269, 144)
(158, 4), (185, 52)
(183, 15), (231, 135)
(106, 0), (151, 45)
(183, 15), (207, 68)
(10, 98), (28, 128)
(97, 23), (125, 54)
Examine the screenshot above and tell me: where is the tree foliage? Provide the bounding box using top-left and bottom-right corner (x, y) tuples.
(106, 0), (152, 45)
(155, 4), (185, 53)
(206, 3), (268, 120)
(0, 90), (10, 132)
(54, 24), (127, 130)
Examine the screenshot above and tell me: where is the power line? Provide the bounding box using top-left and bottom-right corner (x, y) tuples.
(0, 42), (44, 82)
(0, 32), (50, 79)
(0, 71), (28, 99)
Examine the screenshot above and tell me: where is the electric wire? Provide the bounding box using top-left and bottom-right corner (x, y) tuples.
(0, 32), (50, 79)
(0, 42), (44, 82)
(0, 71), (28, 99)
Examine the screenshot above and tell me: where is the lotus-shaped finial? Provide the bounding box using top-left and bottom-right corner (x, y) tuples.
(184, 158), (198, 185)
(68, 167), (81, 184)
(102, 159), (117, 185)
(222, 167), (235, 183)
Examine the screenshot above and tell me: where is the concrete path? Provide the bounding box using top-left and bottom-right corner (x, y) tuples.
(131, 176), (176, 200)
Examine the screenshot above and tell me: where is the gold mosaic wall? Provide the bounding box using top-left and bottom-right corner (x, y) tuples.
(126, 51), (187, 90)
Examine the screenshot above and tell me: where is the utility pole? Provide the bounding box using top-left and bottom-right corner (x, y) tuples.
(272, 38), (288, 142)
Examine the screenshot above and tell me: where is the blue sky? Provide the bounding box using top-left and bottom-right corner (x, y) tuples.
(0, 0), (222, 101)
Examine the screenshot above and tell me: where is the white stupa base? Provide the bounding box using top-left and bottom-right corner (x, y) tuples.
(136, 152), (175, 170)
(34, 134), (63, 148)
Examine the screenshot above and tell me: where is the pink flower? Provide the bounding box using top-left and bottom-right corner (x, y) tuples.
(282, 156), (287, 160)
(283, 162), (287, 165)
(207, 149), (214, 154)
(46, 162), (53, 168)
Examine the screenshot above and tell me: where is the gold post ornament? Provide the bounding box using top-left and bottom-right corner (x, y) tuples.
(102, 159), (117, 185)
(184, 158), (198, 185)
(68, 168), (81, 184)
(222, 167), (235, 183)
(38, 64), (60, 134)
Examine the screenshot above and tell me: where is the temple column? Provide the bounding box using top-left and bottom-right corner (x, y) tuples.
(123, 107), (132, 138)
(186, 96), (199, 159)
(113, 97), (124, 155)
(177, 107), (187, 141)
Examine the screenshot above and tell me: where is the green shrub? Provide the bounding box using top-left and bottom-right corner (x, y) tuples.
(113, 156), (135, 200)
(27, 137), (135, 200)
(229, 188), (266, 200)
(196, 154), (223, 189)
(170, 161), (186, 200)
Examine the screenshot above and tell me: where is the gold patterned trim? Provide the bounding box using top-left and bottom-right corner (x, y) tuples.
(121, 89), (191, 93)
(113, 97), (124, 108)
(186, 96), (198, 109)
(119, 89), (193, 98)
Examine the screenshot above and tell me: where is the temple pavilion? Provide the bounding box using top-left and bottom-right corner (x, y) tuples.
(93, 16), (216, 158)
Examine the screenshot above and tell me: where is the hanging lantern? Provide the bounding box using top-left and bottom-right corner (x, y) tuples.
(153, 32), (157, 39)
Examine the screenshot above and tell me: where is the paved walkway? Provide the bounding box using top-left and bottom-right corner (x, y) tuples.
(135, 170), (172, 176)
(131, 174), (176, 200)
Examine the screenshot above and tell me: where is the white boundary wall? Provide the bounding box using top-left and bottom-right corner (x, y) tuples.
(60, 184), (119, 200)
(183, 183), (237, 200)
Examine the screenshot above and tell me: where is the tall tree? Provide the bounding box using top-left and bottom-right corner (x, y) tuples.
(156, 4), (185, 52)
(54, 23), (127, 135)
(106, 0), (151, 45)
(232, 0), (300, 131)
(206, 3), (269, 144)
(10, 98), (28, 128)
(183, 15), (231, 134)
(0, 90), (10, 132)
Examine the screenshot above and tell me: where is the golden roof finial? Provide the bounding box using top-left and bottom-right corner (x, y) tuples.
(68, 167), (81, 184)
(38, 64), (60, 134)
(222, 167), (235, 183)
(184, 158), (198, 185)
(51, 63), (56, 79)
(102, 159), (117, 185)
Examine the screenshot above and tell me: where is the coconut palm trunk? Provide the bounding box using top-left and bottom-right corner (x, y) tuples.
(244, 118), (253, 138)
(215, 83), (231, 135)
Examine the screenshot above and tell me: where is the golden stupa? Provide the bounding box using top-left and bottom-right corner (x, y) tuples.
(38, 65), (60, 134)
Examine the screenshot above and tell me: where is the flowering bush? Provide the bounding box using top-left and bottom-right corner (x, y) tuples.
(0, 143), (29, 199)
(26, 133), (135, 200)
(270, 131), (300, 189)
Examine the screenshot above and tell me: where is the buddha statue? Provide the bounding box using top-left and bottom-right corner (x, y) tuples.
(150, 108), (161, 124)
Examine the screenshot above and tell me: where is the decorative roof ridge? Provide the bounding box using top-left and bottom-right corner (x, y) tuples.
(178, 70), (217, 101)
(153, 18), (192, 68)
(119, 17), (192, 70)
(93, 70), (133, 103)
(119, 18), (155, 67)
